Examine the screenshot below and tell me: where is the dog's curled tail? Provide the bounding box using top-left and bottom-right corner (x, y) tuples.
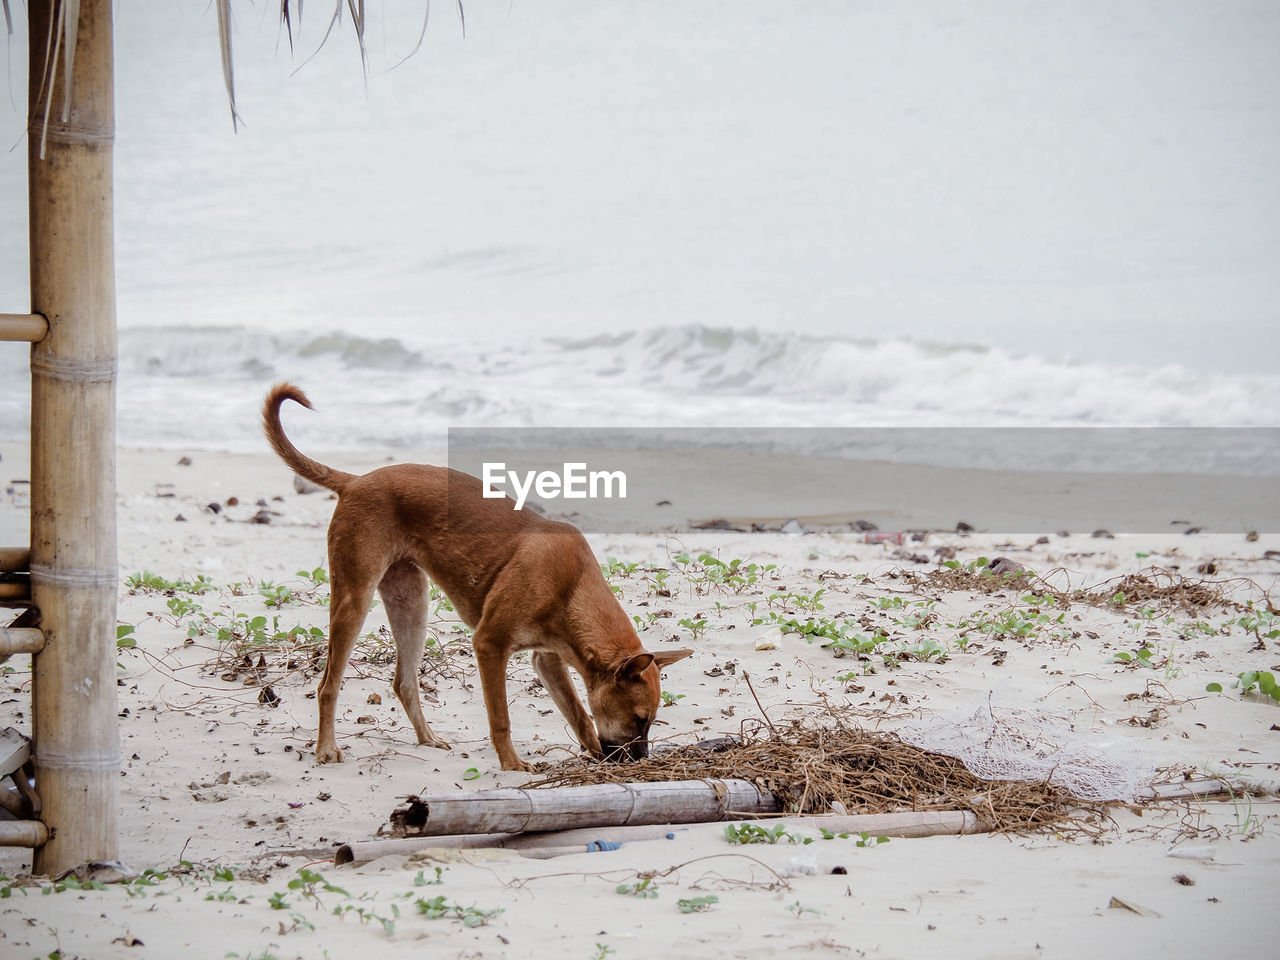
(261, 383), (357, 494)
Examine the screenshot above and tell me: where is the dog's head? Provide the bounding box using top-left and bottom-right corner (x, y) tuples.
(590, 648), (694, 761)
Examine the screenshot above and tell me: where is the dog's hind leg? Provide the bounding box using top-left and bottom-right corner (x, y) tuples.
(379, 561), (450, 751)
(532, 651), (603, 758)
(316, 570), (379, 764)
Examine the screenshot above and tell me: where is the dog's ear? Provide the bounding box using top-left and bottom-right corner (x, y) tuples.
(616, 652), (655, 682)
(652, 648), (694, 672)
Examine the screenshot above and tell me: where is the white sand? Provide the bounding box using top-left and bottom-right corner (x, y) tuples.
(1, 444), (1278, 959)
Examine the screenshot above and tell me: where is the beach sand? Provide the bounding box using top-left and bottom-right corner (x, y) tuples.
(1, 443), (1278, 959)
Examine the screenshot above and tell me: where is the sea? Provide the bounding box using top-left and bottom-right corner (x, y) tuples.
(1, 1), (1277, 473)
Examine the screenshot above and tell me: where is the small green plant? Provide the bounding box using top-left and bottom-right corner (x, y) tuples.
(258, 581), (297, 608)
(787, 900), (821, 918)
(166, 595), (202, 619)
(115, 623), (137, 651)
(615, 877), (659, 899)
(1112, 644), (1156, 668)
(723, 822), (811, 845)
(333, 902), (399, 935)
(126, 571), (216, 594)
(413, 867), (444, 886)
(603, 557), (640, 578)
(122, 868), (168, 898)
(1208, 669), (1280, 703)
(296, 566), (329, 586)
(415, 894), (504, 927)
(678, 617), (709, 641)
(41, 875), (108, 895)
(592, 944), (616, 960)
(286, 867), (350, 905)
(677, 894), (719, 913)
(660, 690), (686, 707)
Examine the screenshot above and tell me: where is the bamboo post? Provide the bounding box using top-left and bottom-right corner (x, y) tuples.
(26, 0), (120, 874)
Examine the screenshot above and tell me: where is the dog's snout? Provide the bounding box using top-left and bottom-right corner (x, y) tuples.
(600, 739), (648, 762)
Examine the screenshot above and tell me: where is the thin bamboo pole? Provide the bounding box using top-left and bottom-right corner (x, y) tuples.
(0, 548), (32, 572)
(385, 779), (780, 838)
(0, 314), (49, 342)
(27, 0), (120, 876)
(0, 581), (33, 605)
(334, 811), (986, 866)
(0, 821), (49, 848)
(0, 628), (46, 657)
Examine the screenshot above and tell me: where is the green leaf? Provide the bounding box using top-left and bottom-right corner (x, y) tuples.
(1205, 682), (1223, 693)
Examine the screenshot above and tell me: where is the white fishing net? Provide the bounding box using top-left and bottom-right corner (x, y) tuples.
(897, 694), (1158, 804)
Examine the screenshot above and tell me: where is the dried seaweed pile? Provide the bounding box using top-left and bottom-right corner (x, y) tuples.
(914, 564), (1251, 616)
(526, 721), (1103, 836)
(1078, 570), (1247, 615)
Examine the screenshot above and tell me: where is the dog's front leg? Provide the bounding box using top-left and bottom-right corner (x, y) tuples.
(473, 631), (533, 772)
(532, 651), (603, 758)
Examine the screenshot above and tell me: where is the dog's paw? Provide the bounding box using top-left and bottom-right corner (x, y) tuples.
(499, 757), (534, 773)
(421, 736), (451, 751)
(315, 746), (344, 764)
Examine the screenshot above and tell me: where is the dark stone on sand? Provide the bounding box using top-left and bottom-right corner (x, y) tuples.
(1246, 530), (1259, 542)
(204, 502), (222, 515)
(226, 496), (239, 506)
(955, 521), (974, 534)
(987, 557), (1026, 576)
(850, 519), (878, 532)
(1183, 527), (1203, 535)
(934, 546), (956, 560)
(174, 514), (186, 522)
(176, 455), (192, 466)
(250, 509), (272, 524)
(1197, 561), (1217, 575)
(1091, 529), (1114, 539)
(692, 518), (746, 531)
(1056, 530), (1070, 538)
(655, 499), (672, 507)
(1035, 536), (1050, 545)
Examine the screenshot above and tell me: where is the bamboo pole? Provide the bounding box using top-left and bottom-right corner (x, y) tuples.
(0, 628), (46, 657)
(0, 786), (26, 818)
(0, 314), (49, 342)
(385, 779), (780, 838)
(27, 0), (120, 875)
(0, 582), (33, 605)
(0, 548), (32, 572)
(335, 811), (987, 866)
(0, 821), (50, 848)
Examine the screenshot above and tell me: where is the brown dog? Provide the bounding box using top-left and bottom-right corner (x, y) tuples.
(262, 383), (692, 770)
